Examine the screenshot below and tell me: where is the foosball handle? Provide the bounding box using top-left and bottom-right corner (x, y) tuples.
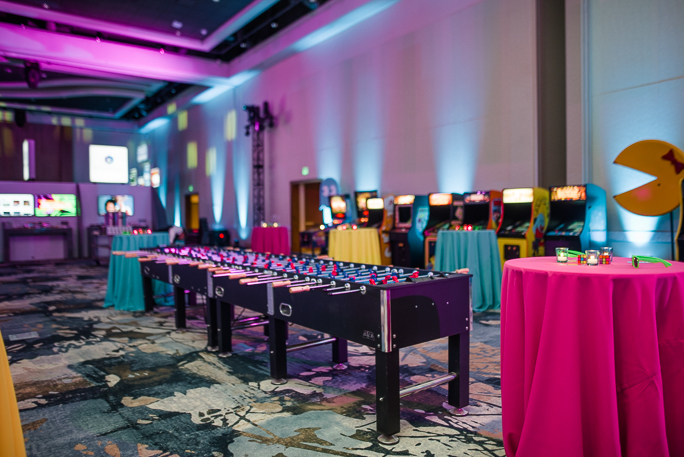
(456, 268), (469, 274)
(272, 280), (291, 288)
(239, 277), (258, 284)
(290, 286), (310, 294)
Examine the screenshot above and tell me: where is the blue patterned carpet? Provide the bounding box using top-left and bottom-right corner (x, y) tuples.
(0, 263), (504, 457)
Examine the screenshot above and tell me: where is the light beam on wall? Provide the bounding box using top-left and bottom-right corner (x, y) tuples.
(174, 178), (181, 227)
(353, 55), (384, 191)
(209, 146), (227, 225)
(191, 71), (259, 105)
(140, 117), (169, 134)
(292, 0), (400, 52)
(233, 142), (250, 239)
(225, 110), (237, 141)
(187, 142), (198, 169)
(433, 122), (481, 193)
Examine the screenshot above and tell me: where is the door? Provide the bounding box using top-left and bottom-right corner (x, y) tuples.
(185, 194), (200, 230)
(290, 180), (322, 253)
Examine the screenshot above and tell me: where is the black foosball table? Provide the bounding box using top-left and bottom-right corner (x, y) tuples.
(135, 246), (472, 444)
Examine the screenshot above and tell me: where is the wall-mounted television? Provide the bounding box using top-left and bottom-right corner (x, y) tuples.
(98, 195), (134, 216)
(89, 145), (129, 183)
(35, 194), (78, 217)
(0, 194), (34, 216)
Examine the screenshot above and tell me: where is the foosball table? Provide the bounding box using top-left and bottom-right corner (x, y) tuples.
(136, 246), (472, 444)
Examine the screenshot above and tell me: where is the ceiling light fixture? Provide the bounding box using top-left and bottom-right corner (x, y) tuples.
(42, 3), (49, 9)
(270, 22), (278, 28)
(172, 20), (183, 29)
(200, 28), (208, 36)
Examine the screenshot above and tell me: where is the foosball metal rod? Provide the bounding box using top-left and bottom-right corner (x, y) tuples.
(232, 319), (269, 331)
(286, 337), (337, 353)
(399, 372), (457, 398)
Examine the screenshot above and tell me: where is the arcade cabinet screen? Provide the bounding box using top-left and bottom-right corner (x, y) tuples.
(0, 194), (34, 216)
(330, 196), (347, 217)
(98, 195), (134, 216)
(397, 206), (412, 224)
(35, 194), (78, 217)
(551, 185), (587, 201)
(89, 145), (129, 184)
(355, 191), (377, 212)
(394, 195), (415, 205)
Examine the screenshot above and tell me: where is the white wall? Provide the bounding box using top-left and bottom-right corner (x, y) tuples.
(146, 0), (538, 240)
(586, 0), (684, 258)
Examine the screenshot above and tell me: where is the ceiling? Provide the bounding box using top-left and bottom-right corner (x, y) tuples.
(0, 0), (331, 121)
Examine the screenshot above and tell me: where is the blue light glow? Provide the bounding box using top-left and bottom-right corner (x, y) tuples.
(233, 142), (250, 239)
(210, 146), (227, 225)
(292, 0), (400, 52)
(140, 117), (169, 134)
(353, 56), (384, 191)
(433, 121), (481, 193)
(192, 71), (260, 104)
(174, 178), (181, 227)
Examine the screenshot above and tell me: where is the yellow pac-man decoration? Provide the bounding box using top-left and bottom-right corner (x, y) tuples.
(613, 140), (684, 216)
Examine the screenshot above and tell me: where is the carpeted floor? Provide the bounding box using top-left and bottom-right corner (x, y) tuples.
(0, 262), (504, 457)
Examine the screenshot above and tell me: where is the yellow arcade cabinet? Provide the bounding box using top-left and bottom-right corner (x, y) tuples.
(677, 178), (684, 261)
(497, 187), (549, 266)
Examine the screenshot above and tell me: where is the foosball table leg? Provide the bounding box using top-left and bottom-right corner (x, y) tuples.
(447, 332), (469, 417)
(173, 287), (186, 330)
(332, 338), (348, 370)
(376, 349), (400, 444)
(205, 298), (219, 352)
(217, 302), (233, 356)
(269, 317), (288, 385)
(142, 276), (155, 313)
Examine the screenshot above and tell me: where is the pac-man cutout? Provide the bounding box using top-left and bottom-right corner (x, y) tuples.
(613, 140), (684, 216)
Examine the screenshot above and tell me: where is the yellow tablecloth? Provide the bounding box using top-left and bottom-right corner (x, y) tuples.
(1, 331), (26, 457)
(328, 227), (382, 264)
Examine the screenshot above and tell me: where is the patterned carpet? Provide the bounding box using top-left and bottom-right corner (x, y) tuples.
(0, 263), (504, 457)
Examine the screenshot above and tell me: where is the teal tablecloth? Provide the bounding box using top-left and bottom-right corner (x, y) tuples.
(104, 233), (172, 311)
(434, 230), (502, 312)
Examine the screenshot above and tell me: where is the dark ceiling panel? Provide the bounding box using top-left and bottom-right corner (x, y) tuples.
(0, 95), (131, 113)
(5, 0), (254, 40)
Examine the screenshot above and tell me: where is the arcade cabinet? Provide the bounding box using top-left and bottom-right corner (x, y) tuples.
(461, 190), (503, 230)
(677, 178), (684, 261)
(364, 196), (386, 228)
(497, 187), (549, 266)
(354, 190), (378, 227)
(390, 194), (429, 267)
(329, 195), (352, 225)
(423, 193), (464, 268)
(378, 195), (395, 265)
(544, 184), (607, 253)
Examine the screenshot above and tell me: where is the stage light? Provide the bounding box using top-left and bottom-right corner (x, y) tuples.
(320, 224), (325, 230)
(273, 222), (279, 227)
(24, 62), (40, 89)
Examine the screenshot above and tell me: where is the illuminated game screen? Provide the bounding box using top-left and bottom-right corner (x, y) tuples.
(330, 195), (347, 217)
(89, 145), (129, 184)
(0, 194), (34, 216)
(429, 193), (452, 206)
(35, 194), (78, 217)
(355, 191), (377, 212)
(551, 185), (587, 201)
(98, 195), (134, 216)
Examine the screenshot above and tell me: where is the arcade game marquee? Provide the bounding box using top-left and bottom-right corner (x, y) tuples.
(423, 193), (464, 268)
(390, 195), (429, 267)
(461, 191), (502, 230)
(497, 187), (549, 266)
(544, 184), (607, 253)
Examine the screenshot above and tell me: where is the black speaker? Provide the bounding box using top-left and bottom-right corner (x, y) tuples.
(14, 109), (27, 127)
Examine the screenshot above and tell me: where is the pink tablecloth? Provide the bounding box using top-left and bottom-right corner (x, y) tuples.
(501, 257), (684, 457)
(251, 226), (290, 255)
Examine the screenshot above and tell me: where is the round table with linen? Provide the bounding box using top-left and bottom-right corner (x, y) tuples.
(328, 227), (382, 264)
(104, 233), (172, 311)
(501, 256), (684, 457)
(251, 226), (290, 255)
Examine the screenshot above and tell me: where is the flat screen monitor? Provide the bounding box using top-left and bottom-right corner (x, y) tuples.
(0, 194), (34, 216)
(89, 145), (129, 184)
(35, 194), (78, 217)
(98, 195), (134, 216)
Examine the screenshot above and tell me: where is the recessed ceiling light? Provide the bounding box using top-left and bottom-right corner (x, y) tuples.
(213, 0), (219, 2)
(175, 31), (181, 36)
(271, 22), (278, 28)
(200, 28), (207, 36)
(159, 48), (165, 54)
(172, 20), (183, 29)
(42, 3), (49, 9)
